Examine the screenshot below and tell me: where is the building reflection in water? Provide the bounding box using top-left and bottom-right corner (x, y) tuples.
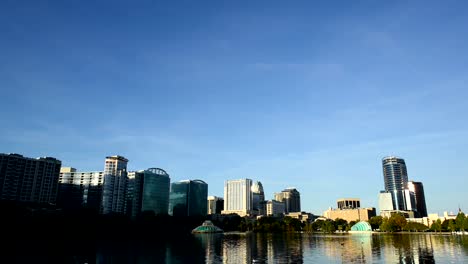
(190, 233), (468, 264)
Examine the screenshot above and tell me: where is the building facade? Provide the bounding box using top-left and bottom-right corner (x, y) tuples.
(252, 181), (265, 215)
(58, 167), (103, 211)
(323, 207), (376, 223)
(0, 153), (61, 204)
(266, 200), (285, 216)
(222, 179), (253, 216)
(382, 156), (408, 211)
(274, 188), (301, 213)
(169, 179), (208, 217)
(337, 198), (360, 209)
(407, 181), (428, 217)
(207, 196), (224, 215)
(101, 155), (128, 214)
(129, 168), (170, 218)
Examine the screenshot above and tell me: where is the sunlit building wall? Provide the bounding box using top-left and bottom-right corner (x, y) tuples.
(222, 179), (252, 216)
(101, 155), (128, 214)
(0, 153), (61, 204)
(58, 167), (103, 211)
(274, 188), (301, 213)
(266, 200), (285, 216)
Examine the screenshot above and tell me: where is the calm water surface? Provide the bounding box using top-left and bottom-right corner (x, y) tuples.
(92, 233), (468, 263)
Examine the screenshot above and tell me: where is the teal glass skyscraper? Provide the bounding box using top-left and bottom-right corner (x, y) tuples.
(169, 180), (208, 217)
(382, 156), (408, 211)
(129, 168), (170, 217)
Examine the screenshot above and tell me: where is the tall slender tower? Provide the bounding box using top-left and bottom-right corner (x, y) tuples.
(407, 181), (428, 217)
(101, 155), (128, 214)
(382, 156), (408, 211)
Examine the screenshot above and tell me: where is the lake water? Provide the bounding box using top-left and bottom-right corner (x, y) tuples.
(90, 233), (468, 263)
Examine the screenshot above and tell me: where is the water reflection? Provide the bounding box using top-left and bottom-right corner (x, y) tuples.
(84, 233), (468, 263)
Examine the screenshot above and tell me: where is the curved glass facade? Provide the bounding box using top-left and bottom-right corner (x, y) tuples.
(130, 168), (170, 217)
(382, 156), (408, 211)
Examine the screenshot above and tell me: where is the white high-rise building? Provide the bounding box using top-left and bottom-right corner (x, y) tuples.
(101, 155), (128, 214)
(222, 179), (252, 216)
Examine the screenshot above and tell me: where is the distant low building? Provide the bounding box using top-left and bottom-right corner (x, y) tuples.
(323, 199), (376, 222)
(286, 212), (318, 223)
(407, 211), (459, 227)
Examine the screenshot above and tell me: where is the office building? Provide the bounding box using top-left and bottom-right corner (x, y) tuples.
(274, 188), (301, 213)
(129, 168), (170, 217)
(252, 181), (265, 215)
(0, 153), (61, 204)
(222, 179), (253, 216)
(323, 206), (376, 223)
(266, 200), (285, 216)
(407, 181), (428, 217)
(378, 191), (394, 212)
(381, 156), (408, 211)
(207, 196), (224, 215)
(58, 167), (103, 211)
(101, 155), (128, 214)
(169, 179), (208, 216)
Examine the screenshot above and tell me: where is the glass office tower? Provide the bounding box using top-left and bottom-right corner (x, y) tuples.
(169, 180), (208, 217)
(130, 168), (170, 217)
(407, 181), (428, 217)
(382, 156), (408, 211)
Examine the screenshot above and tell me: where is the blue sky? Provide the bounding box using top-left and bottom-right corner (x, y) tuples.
(1, 0), (467, 215)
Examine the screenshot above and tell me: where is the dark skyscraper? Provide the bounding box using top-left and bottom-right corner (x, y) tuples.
(382, 156), (408, 211)
(129, 168), (170, 218)
(169, 180), (208, 217)
(407, 181), (428, 217)
(0, 153), (61, 204)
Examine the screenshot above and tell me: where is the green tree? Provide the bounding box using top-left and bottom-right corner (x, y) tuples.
(455, 212), (466, 231)
(403, 222), (428, 232)
(381, 214), (407, 232)
(334, 218), (348, 232)
(430, 219), (442, 232)
(464, 217), (468, 231)
(323, 220), (336, 233)
(368, 216), (383, 230)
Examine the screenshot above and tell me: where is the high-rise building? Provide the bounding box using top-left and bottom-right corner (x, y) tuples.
(222, 179), (252, 216)
(407, 181), (428, 217)
(129, 168), (170, 218)
(169, 180), (208, 217)
(207, 196), (224, 215)
(382, 156), (409, 211)
(266, 200), (285, 216)
(101, 155), (128, 214)
(378, 191), (394, 211)
(58, 167), (103, 211)
(252, 181), (265, 215)
(0, 153), (61, 204)
(274, 188), (301, 213)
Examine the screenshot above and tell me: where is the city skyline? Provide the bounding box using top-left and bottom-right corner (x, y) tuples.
(1, 1), (468, 215)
